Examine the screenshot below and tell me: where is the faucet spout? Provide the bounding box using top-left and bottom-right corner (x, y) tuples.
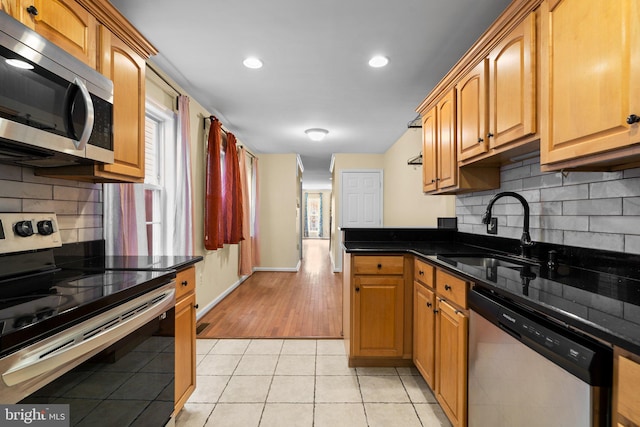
(483, 191), (535, 258)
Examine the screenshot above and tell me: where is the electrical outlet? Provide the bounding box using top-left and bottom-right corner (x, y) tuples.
(487, 218), (498, 235)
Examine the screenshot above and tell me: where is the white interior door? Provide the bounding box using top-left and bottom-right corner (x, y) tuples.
(340, 170), (383, 228)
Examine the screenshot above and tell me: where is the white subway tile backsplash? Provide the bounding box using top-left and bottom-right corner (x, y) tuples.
(590, 178), (640, 199)
(456, 161), (640, 254)
(1, 166), (103, 244)
(563, 199), (622, 216)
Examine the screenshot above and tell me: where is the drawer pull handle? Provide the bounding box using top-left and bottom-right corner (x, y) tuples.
(181, 280), (188, 287)
(444, 284), (452, 291)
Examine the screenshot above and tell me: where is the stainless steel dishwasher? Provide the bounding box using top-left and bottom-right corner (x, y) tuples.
(468, 288), (612, 427)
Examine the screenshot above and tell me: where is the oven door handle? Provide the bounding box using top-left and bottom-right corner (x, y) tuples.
(1, 282), (175, 387)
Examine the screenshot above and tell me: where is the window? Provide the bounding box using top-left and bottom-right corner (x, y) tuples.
(144, 100), (177, 255)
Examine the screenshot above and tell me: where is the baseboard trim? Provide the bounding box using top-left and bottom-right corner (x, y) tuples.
(195, 274), (250, 321)
(253, 259), (301, 272)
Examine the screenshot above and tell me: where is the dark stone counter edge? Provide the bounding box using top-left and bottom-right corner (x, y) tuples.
(344, 243), (640, 356)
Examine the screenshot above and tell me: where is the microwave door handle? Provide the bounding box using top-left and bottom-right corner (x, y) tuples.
(63, 78), (94, 150)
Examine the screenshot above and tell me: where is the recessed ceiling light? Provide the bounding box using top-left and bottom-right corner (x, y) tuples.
(243, 57), (263, 69)
(5, 58), (34, 70)
(305, 128), (329, 142)
(368, 55), (389, 68)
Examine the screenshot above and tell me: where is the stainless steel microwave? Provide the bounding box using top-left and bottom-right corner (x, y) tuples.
(0, 12), (114, 167)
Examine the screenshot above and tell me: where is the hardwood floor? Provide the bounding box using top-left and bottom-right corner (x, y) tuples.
(196, 239), (343, 338)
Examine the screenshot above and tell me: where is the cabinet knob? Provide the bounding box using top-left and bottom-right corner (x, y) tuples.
(194, 304), (199, 309)
(26, 5), (38, 15)
(181, 280), (188, 287)
(487, 132), (494, 138)
(426, 302), (432, 308)
(444, 284), (452, 291)
(419, 270), (424, 276)
(627, 114), (640, 125)
(377, 263), (382, 269)
(355, 287), (360, 292)
(477, 137), (484, 143)
(430, 179), (436, 183)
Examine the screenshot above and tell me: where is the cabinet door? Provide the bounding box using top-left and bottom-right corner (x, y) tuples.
(98, 26), (146, 181)
(175, 292), (196, 412)
(422, 107), (438, 193)
(437, 90), (457, 190)
(18, 0), (97, 68)
(353, 276), (404, 357)
(488, 11), (536, 148)
(413, 282), (436, 389)
(457, 60), (489, 161)
(540, 0), (640, 166)
(436, 299), (468, 427)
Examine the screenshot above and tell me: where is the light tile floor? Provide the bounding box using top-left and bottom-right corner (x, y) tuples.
(176, 339), (451, 427)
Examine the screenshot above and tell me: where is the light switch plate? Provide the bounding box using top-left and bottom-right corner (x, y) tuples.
(487, 218), (498, 234)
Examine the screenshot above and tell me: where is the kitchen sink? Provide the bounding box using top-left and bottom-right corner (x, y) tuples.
(440, 254), (539, 269)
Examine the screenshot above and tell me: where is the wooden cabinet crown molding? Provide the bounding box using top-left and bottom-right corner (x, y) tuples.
(75, 0), (157, 59)
(416, 0), (543, 115)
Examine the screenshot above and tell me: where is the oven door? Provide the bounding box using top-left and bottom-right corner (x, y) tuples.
(0, 281), (175, 426)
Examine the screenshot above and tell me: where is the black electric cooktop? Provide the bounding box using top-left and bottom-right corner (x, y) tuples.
(0, 269), (174, 357)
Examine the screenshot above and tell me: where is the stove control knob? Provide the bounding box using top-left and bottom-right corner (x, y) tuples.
(37, 220), (54, 236)
(14, 221), (34, 237)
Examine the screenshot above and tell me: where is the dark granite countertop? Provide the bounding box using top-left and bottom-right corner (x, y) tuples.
(342, 228), (640, 355)
(57, 255), (203, 272)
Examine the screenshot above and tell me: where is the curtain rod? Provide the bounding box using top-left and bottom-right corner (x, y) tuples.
(147, 63), (182, 97)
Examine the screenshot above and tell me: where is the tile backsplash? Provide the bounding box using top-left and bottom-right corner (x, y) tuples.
(0, 165), (103, 244)
(456, 158), (640, 254)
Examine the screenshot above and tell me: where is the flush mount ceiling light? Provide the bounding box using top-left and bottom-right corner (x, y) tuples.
(305, 128), (329, 142)
(5, 58), (34, 70)
(368, 55), (389, 68)
(243, 57), (263, 69)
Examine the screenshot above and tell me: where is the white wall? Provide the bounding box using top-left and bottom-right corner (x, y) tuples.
(257, 153), (301, 270)
(383, 128), (455, 226)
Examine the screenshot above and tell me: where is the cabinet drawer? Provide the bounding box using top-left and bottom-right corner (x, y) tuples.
(353, 256), (404, 275)
(414, 258), (434, 288)
(176, 266), (196, 300)
(436, 269), (468, 309)
(618, 356), (640, 424)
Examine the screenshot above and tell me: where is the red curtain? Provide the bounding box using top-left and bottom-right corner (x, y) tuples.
(224, 133), (244, 244)
(204, 118), (224, 250)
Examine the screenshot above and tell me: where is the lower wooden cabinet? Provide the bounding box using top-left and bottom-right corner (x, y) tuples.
(413, 281), (436, 389)
(353, 275), (404, 358)
(614, 349), (640, 426)
(174, 266), (196, 414)
(436, 298), (468, 427)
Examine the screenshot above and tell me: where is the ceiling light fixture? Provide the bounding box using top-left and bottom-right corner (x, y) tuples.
(243, 57), (263, 69)
(368, 55), (389, 68)
(305, 128), (329, 142)
(5, 58), (34, 70)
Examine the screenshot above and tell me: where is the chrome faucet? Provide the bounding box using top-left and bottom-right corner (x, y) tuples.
(481, 191), (535, 258)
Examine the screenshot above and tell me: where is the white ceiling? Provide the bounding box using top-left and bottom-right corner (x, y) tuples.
(110, 0), (512, 188)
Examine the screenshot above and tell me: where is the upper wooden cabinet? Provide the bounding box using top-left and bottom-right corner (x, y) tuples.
(457, 60), (489, 162)
(540, 0), (640, 171)
(487, 11), (536, 149)
(9, 0), (98, 68)
(457, 11), (537, 164)
(96, 25), (146, 181)
(423, 90), (457, 193)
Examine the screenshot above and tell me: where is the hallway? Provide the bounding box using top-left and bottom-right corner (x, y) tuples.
(196, 239), (342, 338)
